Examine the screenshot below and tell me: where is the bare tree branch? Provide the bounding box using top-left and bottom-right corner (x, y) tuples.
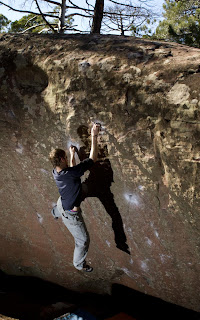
(21, 23), (46, 33)
(103, 1), (153, 35)
(68, 0), (93, 13)
(0, 1), (38, 15)
(65, 13), (92, 19)
(35, 0), (56, 33)
(107, 0), (154, 11)
(136, 17), (148, 27)
(104, 11), (149, 17)
(108, 0), (140, 9)
(43, 0), (61, 6)
(0, 0), (155, 35)
(38, 27), (51, 33)
(0, 1), (56, 18)
(102, 21), (118, 31)
(85, 0), (94, 9)
(25, 15), (38, 27)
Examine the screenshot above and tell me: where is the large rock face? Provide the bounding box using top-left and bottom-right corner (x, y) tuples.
(0, 33), (200, 312)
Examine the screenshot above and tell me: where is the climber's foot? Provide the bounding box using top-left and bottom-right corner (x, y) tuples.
(82, 263), (93, 272)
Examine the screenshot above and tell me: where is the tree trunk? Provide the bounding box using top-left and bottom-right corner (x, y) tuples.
(120, 14), (124, 36)
(58, 0), (66, 33)
(91, 0), (104, 34)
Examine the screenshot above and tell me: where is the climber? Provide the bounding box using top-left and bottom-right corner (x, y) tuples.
(49, 123), (100, 272)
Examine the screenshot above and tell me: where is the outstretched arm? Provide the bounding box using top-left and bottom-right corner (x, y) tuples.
(89, 123), (100, 163)
(69, 146), (77, 167)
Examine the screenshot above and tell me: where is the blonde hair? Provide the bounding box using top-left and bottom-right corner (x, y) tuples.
(49, 148), (66, 168)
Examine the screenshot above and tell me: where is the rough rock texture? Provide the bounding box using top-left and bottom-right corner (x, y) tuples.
(0, 33), (200, 312)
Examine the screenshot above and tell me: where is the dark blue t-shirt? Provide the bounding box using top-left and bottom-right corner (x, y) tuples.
(52, 158), (94, 210)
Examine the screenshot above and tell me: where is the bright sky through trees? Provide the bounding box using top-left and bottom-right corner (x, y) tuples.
(0, 0), (165, 34)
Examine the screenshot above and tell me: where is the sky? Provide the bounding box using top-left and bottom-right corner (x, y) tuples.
(0, 0), (165, 34)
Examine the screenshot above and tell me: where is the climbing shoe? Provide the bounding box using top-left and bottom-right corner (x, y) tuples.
(82, 264), (93, 272)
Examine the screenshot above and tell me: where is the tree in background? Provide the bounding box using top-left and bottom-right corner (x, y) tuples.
(103, 2), (155, 36)
(10, 14), (46, 33)
(154, 0), (200, 48)
(0, 0), (157, 35)
(0, 0), (77, 33)
(0, 14), (10, 32)
(130, 18), (157, 38)
(9, 7), (74, 33)
(91, 0), (104, 34)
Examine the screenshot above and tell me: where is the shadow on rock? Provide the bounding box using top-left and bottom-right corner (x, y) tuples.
(0, 271), (199, 320)
(77, 125), (130, 255)
(111, 283), (200, 320)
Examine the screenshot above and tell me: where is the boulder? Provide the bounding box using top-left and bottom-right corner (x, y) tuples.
(0, 33), (200, 312)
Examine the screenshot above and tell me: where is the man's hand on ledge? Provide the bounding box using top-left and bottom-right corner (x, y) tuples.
(69, 145), (78, 155)
(91, 123), (101, 137)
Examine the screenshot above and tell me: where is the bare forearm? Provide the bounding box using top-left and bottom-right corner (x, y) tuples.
(70, 155), (76, 167)
(89, 123), (100, 162)
(89, 136), (98, 162)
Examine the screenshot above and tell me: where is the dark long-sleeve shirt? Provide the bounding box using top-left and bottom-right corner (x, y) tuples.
(52, 158), (94, 210)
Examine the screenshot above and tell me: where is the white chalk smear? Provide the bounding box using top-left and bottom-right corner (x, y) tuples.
(138, 185), (145, 191)
(40, 168), (49, 175)
(141, 261), (149, 272)
(121, 267), (140, 279)
(145, 237), (153, 247)
(37, 213), (43, 224)
(106, 240), (111, 247)
(150, 223), (159, 239)
(159, 254), (172, 263)
(124, 193), (140, 206)
(8, 110), (16, 118)
(16, 143), (24, 154)
(154, 230), (159, 238)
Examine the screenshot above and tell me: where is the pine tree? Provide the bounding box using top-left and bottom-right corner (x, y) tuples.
(0, 14), (10, 32)
(155, 0), (200, 48)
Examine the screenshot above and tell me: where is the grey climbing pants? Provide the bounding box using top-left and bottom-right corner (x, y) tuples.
(57, 197), (90, 270)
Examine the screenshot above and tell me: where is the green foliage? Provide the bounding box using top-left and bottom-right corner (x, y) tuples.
(0, 14), (10, 32)
(154, 0), (200, 48)
(130, 18), (156, 38)
(130, 25), (139, 36)
(9, 6), (74, 33)
(10, 14), (45, 33)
